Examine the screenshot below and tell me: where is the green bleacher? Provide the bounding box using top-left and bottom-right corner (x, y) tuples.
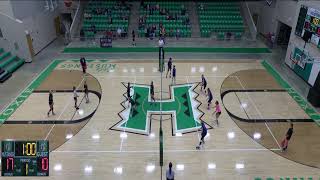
(197, 1), (244, 38)
(82, 1), (130, 38)
(0, 48), (25, 83)
(138, 1), (191, 38)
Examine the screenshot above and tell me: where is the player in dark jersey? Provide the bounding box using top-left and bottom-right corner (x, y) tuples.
(127, 82), (133, 107)
(196, 121), (208, 150)
(207, 88), (213, 110)
(150, 81), (155, 102)
(47, 90), (55, 116)
(200, 74), (207, 94)
(172, 65), (176, 85)
(281, 123), (294, 151)
(84, 81), (89, 103)
(166, 57), (173, 78)
(80, 57), (87, 74)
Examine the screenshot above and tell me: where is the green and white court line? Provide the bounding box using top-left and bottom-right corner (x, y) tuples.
(0, 59), (111, 124)
(63, 47), (271, 54)
(262, 60), (320, 126)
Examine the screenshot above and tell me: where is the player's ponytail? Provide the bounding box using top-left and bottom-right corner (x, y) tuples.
(169, 162), (172, 175)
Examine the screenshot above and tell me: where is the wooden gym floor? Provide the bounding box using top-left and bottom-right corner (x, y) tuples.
(0, 59), (319, 179)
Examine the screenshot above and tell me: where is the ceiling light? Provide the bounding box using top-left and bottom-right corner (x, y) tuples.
(54, 164), (62, 171)
(227, 132), (235, 139)
(176, 164), (184, 171)
(66, 134), (73, 139)
(208, 163), (216, 169)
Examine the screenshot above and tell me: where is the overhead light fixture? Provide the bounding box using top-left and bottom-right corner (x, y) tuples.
(212, 67), (218, 72)
(208, 163), (216, 169)
(199, 66), (205, 73)
(227, 132), (235, 139)
(235, 163), (244, 169)
(253, 132), (261, 140)
(176, 164), (184, 171)
(84, 165), (93, 173)
(78, 109), (84, 116)
(54, 164), (62, 171)
(120, 132), (128, 139)
(191, 67), (196, 73)
(114, 166), (123, 174)
(123, 68), (128, 73)
(241, 103), (247, 108)
(146, 164), (155, 173)
(66, 134), (73, 139)
(149, 133), (155, 138)
(139, 68), (144, 73)
(92, 134), (100, 140)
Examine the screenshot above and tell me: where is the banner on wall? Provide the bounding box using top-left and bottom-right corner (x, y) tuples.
(288, 47), (320, 86)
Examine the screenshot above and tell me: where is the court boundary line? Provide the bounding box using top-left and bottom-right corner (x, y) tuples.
(235, 76), (282, 149)
(53, 148), (281, 153)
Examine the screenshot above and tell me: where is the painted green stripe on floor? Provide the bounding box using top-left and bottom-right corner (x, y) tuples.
(262, 60), (320, 126)
(63, 47), (271, 54)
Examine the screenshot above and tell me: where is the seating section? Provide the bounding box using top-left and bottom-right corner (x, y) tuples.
(0, 48), (25, 83)
(82, 1), (131, 38)
(197, 1), (244, 39)
(138, 1), (191, 38)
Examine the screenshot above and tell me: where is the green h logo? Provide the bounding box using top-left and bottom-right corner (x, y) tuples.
(110, 83), (213, 135)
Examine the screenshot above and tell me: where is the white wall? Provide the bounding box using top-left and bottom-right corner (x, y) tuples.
(0, 0), (60, 61)
(22, 10), (59, 54)
(247, 0), (298, 35)
(0, 0), (14, 18)
(10, 0), (46, 20)
(275, 0), (297, 27)
(0, 15), (31, 62)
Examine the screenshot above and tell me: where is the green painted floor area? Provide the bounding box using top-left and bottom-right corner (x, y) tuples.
(262, 60), (320, 126)
(63, 47), (271, 54)
(121, 85), (200, 131)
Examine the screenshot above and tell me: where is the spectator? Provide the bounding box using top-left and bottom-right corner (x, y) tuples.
(109, 17), (113, 24)
(132, 30), (136, 46)
(176, 29), (180, 40)
(159, 38), (164, 47)
(117, 27), (122, 38)
(200, 3), (204, 11)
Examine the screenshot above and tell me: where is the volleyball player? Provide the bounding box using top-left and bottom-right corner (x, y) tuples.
(47, 90), (55, 116)
(212, 101), (221, 127)
(166, 57), (173, 78)
(207, 88), (213, 110)
(80, 57), (87, 74)
(84, 81), (89, 103)
(200, 74), (207, 94)
(150, 81), (155, 102)
(172, 65), (176, 85)
(196, 121), (208, 150)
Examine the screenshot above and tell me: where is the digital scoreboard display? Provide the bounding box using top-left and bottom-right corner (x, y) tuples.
(295, 5), (320, 47)
(1, 140), (49, 176)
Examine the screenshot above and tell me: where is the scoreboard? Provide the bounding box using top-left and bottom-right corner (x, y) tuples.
(295, 5), (320, 47)
(1, 140), (49, 176)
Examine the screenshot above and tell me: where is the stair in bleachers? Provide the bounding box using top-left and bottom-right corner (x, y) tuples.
(0, 48), (25, 83)
(81, 1), (131, 39)
(197, 1), (245, 39)
(138, 1), (191, 38)
(187, 1), (200, 38)
(128, 1), (140, 38)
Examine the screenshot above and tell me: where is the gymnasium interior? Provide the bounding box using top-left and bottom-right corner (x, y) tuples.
(0, 0), (319, 179)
